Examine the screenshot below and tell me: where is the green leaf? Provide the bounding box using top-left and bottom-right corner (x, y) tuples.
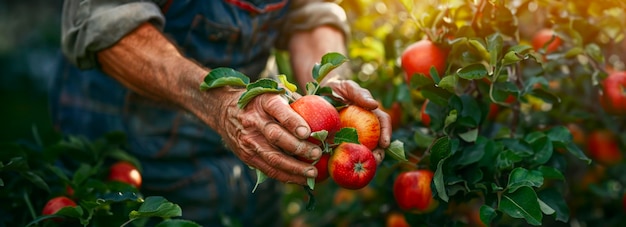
(98, 191), (142, 204)
(457, 63), (488, 80)
(238, 79), (285, 109)
(538, 166), (564, 181)
(73, 164), (92, 186)
(585, 43), (604, 63)
(444, 109), (458, 130)
(545, 126), (572, 143)
(469, 39), (490, 61)
(537, 198), (555, 215)
(530, 89), (561, 104)
(409, 73), (435, 89)
(529, 135), (553, 165)
(155, 219), (202, 227)
(502, 51), (523, 66)
(451, 136), (487, 166)
(434, 158), (449, 202)
(278, 75), (297, 93)
(55, 205), (84, 218)
(385, 140), (407, 162)
(334, 128), (359, 144)
(129, 196), (183, 219)
(430, 66), (441, 84)
(307, 177), (315, 190)
(252, 169), (268, 193)
(507, 167), (544, 193)
(458, 128), (478, 142)
(500, 139), (534, 157)
(479, 205), (497, 226)
(564, 47), (584, 58)
(564, 143), (591, 164)
(413, 129), (435, 148)
(46, 164), (70, 182)
(486, 33), (504, 67)
(430, 137), (452, 171)
(499, 186), (543, 226)
(310, 130), (329, 144)
(21, 171), (50, 193)
(314, 52), (349, 83)
(421, 86), (453, 107)
(200, 67), (250, 90)
(537, 188), (570, 222)
(438, 74), (457, 92)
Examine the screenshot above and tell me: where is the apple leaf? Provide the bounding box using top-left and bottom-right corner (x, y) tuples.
(251, 168), (268, 193)
(313, 52), (349, 83)
(307, 177), (315, 190)
(499, 186), (543, 226)
(457, 63), (488, 80)
(55, 205), (84, 218)
(409, 73), (435, 89)
(237, 79), (285, 109)
(538, 188), (570, 222)
(155, 219), (201, 227)
(506, 167), (544, 193)
(310, 130), (329, 144)
(537, 198), (555, 215)
(200, 67), (250, 91)
(129, 196), (182, 219)
(334, 127), (359, 144)
(434, 157), (450, 202)
(278, 74), (297, 93)
(385, 140), (407, 161)
(480, 205), (497, 226)
(458, 128), (478, 142)
(430, 66), (441, 84)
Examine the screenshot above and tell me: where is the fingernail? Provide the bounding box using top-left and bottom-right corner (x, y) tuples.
(309, 147), (322, 160)
(305, 168), (317, 178)
(296, 126), (309, 139)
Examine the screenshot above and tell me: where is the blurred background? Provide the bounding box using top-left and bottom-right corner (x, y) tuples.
(0, 0), (63, 144)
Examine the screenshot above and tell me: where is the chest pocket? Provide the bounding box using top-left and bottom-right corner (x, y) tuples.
(163, 0), (289, 77)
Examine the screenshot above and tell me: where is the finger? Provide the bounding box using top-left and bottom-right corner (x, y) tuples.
(259, 94), (311, 139)
(372, 108), (392, 148)
(372, 148), (385, 165)
(247, 152), (311, 185)
(254, 146), (317, 185)
(261, 121), (322, 160)
(331, 80), (378, 110)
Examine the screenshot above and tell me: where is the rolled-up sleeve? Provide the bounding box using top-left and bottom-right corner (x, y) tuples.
(275, 0), (350, 50)
(61, 0), (166, 69)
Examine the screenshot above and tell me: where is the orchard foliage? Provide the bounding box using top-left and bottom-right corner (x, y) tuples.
(283, 0), (626, 226)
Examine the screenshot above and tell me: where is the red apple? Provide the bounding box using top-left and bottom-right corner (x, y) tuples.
(386, 212), (410, 227)
(329, 142), (377, 190)
(42, 196), (77, 217)
(587, 130), (623, 166)
(108, 161), (142, 188)
(338, 105), (381, 150)
(297, 152), (330, 183)
(599, 71), (626, 115)
(393, 169), (437, 212)
(401, 40), (448, 84)
(421, 100), (431, 126)
(290, 95), (341, 144)
(532, 28), (562, 53)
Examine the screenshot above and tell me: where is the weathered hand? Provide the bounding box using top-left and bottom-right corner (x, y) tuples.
(213, 87), (322, 185)
(324, 80), (392, 164)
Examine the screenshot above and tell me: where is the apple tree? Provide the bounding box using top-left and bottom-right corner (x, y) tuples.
(282, 0), (626, 226)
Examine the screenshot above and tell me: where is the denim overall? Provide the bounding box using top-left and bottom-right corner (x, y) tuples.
(50, 0), (290, 225)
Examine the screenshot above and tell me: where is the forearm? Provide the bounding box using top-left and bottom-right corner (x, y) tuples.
(288, 25), (349, 91)
(96, 23), (229, 129)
